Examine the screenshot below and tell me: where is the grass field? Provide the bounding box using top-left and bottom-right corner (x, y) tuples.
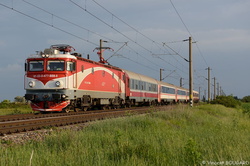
(0, 104), (250, 166)
(0, 108), (33, 115)
(0, 103), (32, 115)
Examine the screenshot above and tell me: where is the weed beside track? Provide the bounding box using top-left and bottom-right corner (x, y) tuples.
(0, 104), (250, 166)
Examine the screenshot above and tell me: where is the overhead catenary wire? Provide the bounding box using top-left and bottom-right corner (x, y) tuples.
(69, 0), (153, 54)
(68, 0), (179, 74)
(91, 0), (191, 64)
(1, 0), (195, 86)
(69, 0), (190, 73)
(0, 2), (98, 47)
(0, 1), (169, 76)
(170, 0), (210, 70)
(22, 0), (115, 43)
(91, 0), (157, 44)
(170, 0), (217, 93)
(89, 0), (193, 81)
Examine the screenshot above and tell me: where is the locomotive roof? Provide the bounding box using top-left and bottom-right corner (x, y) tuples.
(76, 56), (123, 72)
(27, 52), (77, 59)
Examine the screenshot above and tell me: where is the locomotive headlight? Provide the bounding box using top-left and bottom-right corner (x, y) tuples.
(55, 81), (63, 87)
(28, 81), (35, 88)
(41, 54), (49, 58)
(55, 81), (60, 87)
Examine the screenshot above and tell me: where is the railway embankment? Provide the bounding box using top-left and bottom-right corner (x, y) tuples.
(0, 104), (250, 165)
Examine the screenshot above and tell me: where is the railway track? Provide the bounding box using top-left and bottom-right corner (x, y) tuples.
(0, 107), (147, 122)
(0, 106), (175, 136)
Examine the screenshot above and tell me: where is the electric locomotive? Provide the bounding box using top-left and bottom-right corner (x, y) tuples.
(24, 44), (127, 112)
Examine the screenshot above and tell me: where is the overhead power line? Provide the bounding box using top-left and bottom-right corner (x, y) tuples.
(69, 0), (153, 54)
(0, 2), (98, 47)
(70, 0), (188, 62)
(68, 0), (189, 74)
(91, 0), (156, 43)
(170, 0), (192, 37)
(1, 0), (195, 83)
(170, 0), (209, 69)
(0, 1), (168, 74)
(22, 0), (114, 43)
(90, 0), (192, 78)
(169, 0), (214, 93)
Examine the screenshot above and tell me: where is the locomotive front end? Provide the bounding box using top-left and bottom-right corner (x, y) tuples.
(24, 45), (76, 112)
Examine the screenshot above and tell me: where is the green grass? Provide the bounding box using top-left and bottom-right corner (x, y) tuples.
(0, 104), (250, 166)
(0, 103), (32, 115)
(241, 102), (250, 116)
(0, 108), (33, 115)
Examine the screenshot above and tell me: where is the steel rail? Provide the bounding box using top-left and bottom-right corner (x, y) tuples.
(0, 105), (176, 135)
(0, 107), (140, 122)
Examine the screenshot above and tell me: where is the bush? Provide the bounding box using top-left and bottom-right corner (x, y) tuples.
(241, 103), (250, 116)
(211, 95), (241, 108)
(14, 96), (26, 103)
(242, 96), (250, 103)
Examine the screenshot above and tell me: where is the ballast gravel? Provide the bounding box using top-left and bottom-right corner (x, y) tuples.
(0, 124), (88, 147)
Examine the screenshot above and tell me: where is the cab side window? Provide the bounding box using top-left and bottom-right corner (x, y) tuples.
(67, 62), (76, 71)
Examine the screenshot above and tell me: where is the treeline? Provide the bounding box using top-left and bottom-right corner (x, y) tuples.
(211, 95), (241, 108)
(211, 95), (250, 107)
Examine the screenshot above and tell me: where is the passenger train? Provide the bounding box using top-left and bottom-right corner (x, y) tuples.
(24, 44), (199, 112)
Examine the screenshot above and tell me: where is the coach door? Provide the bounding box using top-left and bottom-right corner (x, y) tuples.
(124, 74), (130, 98)
(158, 84), (161, 103)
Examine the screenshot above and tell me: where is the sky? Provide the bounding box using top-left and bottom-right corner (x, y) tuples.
(0, 0), (249, 101)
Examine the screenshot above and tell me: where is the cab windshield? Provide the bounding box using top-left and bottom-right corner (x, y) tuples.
(29, 61), (44, 71)
(47, 60), (65, 71)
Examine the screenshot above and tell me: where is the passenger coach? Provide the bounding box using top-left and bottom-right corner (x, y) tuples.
(124, 70), (159, 106)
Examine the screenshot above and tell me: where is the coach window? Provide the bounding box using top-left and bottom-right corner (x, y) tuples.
(66, 62), (75, 71)
(161, 86), (165, 93)
(29, 61), (44, 71)
(47, 60), (65, 71)
(135, 80), (138, 89)
(149, 84), (151, 91)
(139, 81), (142, 90)
(143, 82), (146, 90)
(131, 79), (134, 89)
(165, 87), (173, 94)
(152, 84), (157, 92)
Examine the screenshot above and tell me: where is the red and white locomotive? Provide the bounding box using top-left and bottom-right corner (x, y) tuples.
(24, 44), (199, 112)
